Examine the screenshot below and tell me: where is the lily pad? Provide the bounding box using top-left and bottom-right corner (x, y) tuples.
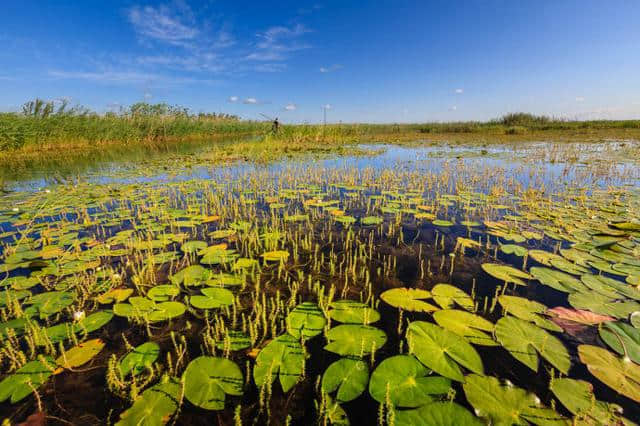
(254, 334), (305, 393)
(463, 374), (567, 426)
(369, 355), (451, 407)
(406, 321), (483, 382)
(325, 324), (387, 357)
(183, 356), (243, 410)
(578, 344), (640, 402)
(495, 316), (570, 374)
(116, 376), (181, 425)
(380, 288), (438, 312)
(481, 264), (532, 285)
(498, 295), (561, 332)
(0, 356), (54, 403)
(599, 321), (640, 364)
(321, 358), (369, 403)
(431, 284), (474, 311)
(56, 338), (105, 369)
(433, 310), (497, 346)
(190, 287), (234, 310)
(393, 402), (481, 426)
(119, 342), (160, 377)
(286, 302), (326, 339)
(328, 300), (380, 324)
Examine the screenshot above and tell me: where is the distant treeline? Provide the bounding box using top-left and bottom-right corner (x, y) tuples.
(1, 100), (639, 151)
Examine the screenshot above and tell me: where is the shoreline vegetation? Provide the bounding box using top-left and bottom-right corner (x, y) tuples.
(2, 99), (640, 177)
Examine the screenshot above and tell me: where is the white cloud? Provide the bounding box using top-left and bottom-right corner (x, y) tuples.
(319, 64), (343, 73)
(246, 24), (311, 63)
(48, 70), (220, 86)
(244, 97), (258, 104)
(455, 88), (463, 94)
(128, 4), (198, 46)
(575, 96), (585, 102)
(228, 96), (239, 103)
(284, 103), (296, 111)
(449, 105), (457, 111)
(323, 104), (332, 109)
(254, 63), (287, 73)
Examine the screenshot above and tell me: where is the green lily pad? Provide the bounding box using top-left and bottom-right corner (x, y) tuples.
(500, 244), (527, 257)
(116, 376), (181, 425)
(24, 291), (74, 319)
(190, 287), (234, 310)
(599, 321), (640, 364)
(56, 338), (105, 369)
(433, 310), (497, 346)
(498, 295), (561, 332)
(361, 216), (383, 226)
(380, 288), (438, 312)
(569, 291), (640, 319)
(481, 264), (532, 285)
(254, 334), (305, 393)
(550, 377), (631, 425)
(181, 240), (208, 254)
(530, 267), (588, 293)
(394, 401), (481, 426)
(406, 321), (483, 382)
(261, 250), (289, 262)
(578, 344), (640, 403)
(495, 316), (570, 374)
(215, 330), (251, 351)
(73, 310), (114, 334)
(147, 285), (180, 302)
(325, 324), (387, 357)
(463, 374), (567, 426)
(183, 356), (243, 410)
(321, 358), (369, 403)
(328, 300), (380, 324)
(286, 302), (326, 339)
(369, 355), (451, 408)
(169, 265), (212, 286)
(119, 342), (160, 377)
(431, 284), (474, 311)
(0, 356), (54, 404)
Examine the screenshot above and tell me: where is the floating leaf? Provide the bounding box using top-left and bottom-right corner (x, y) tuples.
(431, 284), (474, 311)
(321, 358), (369, 403)
(190, 287), (234, 310)
(495, 316), (570, 374)
(183, 356), (243, 410)
(393, 402), (482, 426)
(369, 355), (450, 407)
(56, 338), (105, 369)
(97, 288), (133, 304)
(119, 342), (160, 377)
(569, 291), (640, 319)
(500, 244), (527, 257)
(498, 295), (561, 332)
(406, 321), (483, 382)
(0, 357), (54, 404)
(550, 378), (630, 425)
(169, 265), (212, 287)
(261, 250), (289, 262)
(328, 300), (380, 324)
(325, 325), (387, 357)
(433, 310), (497, 346)
(380, 288), (438, 312)
(599, 321), (640, 364)
(254, 334), (305, 393)
(578, 344), (640, 403)
(116, 377), (181, 425)
(463, 374), (567, 426)
(481, 264), (531, 285)
(530, 267), (588, 293)
(286, 302), (326, 339)
(546, 307), (613, 325)
(147, 285), (180, 302)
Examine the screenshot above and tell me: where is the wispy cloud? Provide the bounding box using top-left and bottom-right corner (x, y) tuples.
(449, 105), (457, 111)
(243, 97), (258, 104)
(246, 24), (311, 62)
(319, 64), (343, 73)
(128, 4), (198, 46)
(455, 88), (463, 94)
(48, 70), (220, 86)
(228, 96), (239, 103)
(284, 103), (297, 111)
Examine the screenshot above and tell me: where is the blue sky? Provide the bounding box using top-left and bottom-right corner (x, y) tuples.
(1, 0), (639, 122)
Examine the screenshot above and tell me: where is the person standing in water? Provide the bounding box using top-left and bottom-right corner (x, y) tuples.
(272, 118), (280, 133)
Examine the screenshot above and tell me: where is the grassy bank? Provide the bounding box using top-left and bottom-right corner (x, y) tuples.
(2, 103), (640, 180)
